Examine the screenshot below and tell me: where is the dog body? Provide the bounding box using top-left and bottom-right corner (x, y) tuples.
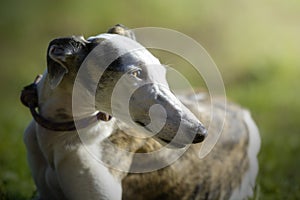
(23, 25), (260, 200)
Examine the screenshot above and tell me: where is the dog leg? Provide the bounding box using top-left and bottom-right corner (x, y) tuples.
(54, 145), (122, 200)
(24, 121), (62, 199)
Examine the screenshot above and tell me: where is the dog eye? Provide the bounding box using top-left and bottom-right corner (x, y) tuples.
(131, 69), (142, 78)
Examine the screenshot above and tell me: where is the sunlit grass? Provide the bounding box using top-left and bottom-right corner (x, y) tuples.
(227, 64), (300, 199)
(0, 0), (299, 199)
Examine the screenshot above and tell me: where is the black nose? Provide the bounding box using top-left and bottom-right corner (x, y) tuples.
(192, 124), (208, 143)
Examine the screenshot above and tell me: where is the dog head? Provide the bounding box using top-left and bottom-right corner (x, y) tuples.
(46, 25), (207, 147)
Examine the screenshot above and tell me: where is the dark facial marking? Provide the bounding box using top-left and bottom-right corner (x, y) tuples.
(97, 53), (146, 92)
(107, 53), (144, 73)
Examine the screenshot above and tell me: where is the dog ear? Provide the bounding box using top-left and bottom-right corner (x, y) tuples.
(47, 43), (70, 89)
(107, 24), (136, 40)
(46, 36), (89, 89)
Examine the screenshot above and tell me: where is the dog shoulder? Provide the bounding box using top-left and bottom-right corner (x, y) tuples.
(23, 121), (38, 151)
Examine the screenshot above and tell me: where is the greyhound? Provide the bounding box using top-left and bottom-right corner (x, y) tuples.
(22, 25), (260, 200)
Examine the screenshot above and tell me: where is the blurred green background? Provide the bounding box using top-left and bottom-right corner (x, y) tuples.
(0, 0), (299, 199)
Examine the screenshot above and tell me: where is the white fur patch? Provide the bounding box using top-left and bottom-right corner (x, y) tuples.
(229, 110), (261, 200)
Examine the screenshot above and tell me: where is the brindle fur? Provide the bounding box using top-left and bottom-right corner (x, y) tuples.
(106, 96), (250, 200)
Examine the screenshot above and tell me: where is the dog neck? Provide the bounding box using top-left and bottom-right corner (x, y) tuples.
(33, 73), (114, 134)
(37, 74), (74, 121)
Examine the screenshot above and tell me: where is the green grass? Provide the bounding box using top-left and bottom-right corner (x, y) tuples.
(0, 0), (299, 199)
(227, 65), (300, 200)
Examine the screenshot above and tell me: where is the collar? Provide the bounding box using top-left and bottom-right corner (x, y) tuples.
(20, 75), (111, 132)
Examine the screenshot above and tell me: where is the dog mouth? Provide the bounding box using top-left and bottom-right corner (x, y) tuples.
(159, 138), (187, 148)
(134, 121), (187, 148)
(133, 120), (185, 148)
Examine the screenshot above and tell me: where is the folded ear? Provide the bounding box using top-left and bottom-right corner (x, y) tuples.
(47, 44), (70, 89)
(107, 24), (136, 40)
(46, 36), (89, 89)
